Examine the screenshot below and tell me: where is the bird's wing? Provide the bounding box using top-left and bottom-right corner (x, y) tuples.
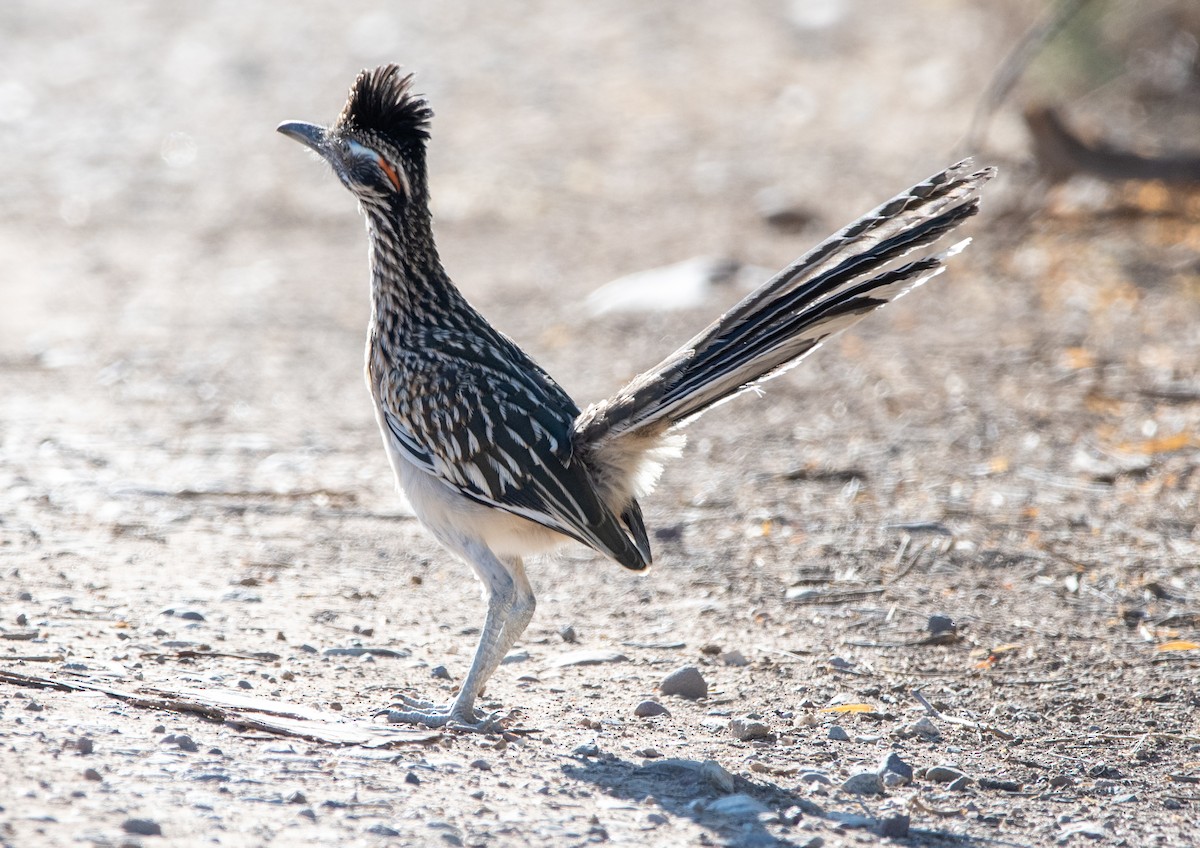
(378, 327), (648, 569)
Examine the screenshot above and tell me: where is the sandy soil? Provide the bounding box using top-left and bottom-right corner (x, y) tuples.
(3, 1), (1200, 846)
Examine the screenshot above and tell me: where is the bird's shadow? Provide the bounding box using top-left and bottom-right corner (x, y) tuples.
(560, 753), (1018, 848)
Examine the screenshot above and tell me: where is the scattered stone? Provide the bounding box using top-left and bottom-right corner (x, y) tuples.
(700, 759), (735, 793)
(879, 813), (910, 838)
(287, 791), (307, 804)
(730, 717), (772, 741)
(647, 812), (668, 826)
(549, 649), (628, 668)
(978, 776), (1022, 792)
(948, 775), (972, 791)
(659, 666), (708, 700)
(707, 793), (768, 817)
(15, 613), (27, 625)
(699, 644), (722, 655)
(827, 656), (854, 670)
(162, 734), (199, 752)
(237, 679), (253, 690)
(405, 772), (421, 785)
(1049, 774), (1075, 788)
(1058, 820), (1105, 841)
(634, 700), (670, 718)
(827, 725), (850, 741)
(799, 772), (832, 785)
(925, 765), (967, 784)
(322, 646), (409, 658)
(430, 665), (452, 680)
(799, 837), (825, 848)
(877, 752), (912, 786)
(573, 742), (601, 758)
(841, 772), (884, 796)
(558, 625), (578, 644)
(74, 737), (94, 755)
(634, 748), (661, 759)
(122, 819), (162, 836)
(754, 187), (819, 232)
(178, 610), (205, 621)
(83, 768), (102, 782)
(298, 808), (316, 821)
(927, 614), (956, 635)
(24, 700), (43, 712)
(367, 824), (401, 837)
(895, 716), (941, 741)
(469, 759), (491, 771)
(721, 649), (750, 667)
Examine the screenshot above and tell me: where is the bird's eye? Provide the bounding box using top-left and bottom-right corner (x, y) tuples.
(346, 139), (408, 196)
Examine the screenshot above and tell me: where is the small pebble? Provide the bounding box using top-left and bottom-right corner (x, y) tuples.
(634, 748), (661, 758)
(841, 772), (884, 795)
(430, 665), (452, 680)
(16, 613), (27, 625)
(707, 794), (768, 817)
(573, 742), (601, 758)
(647, 812), (668, 826)
(83, 768), (102, 782)
(659, 666), (708, 700)
(895, 715), (941, 741)
(927, 614), (956, 635)
(925, 765), (968, 784)
(405, 772), (421, 785)
(287, 791), (307, 804)
(470, 759), (491, 771)
(74, 737), (94, 755)
(237, 680), (253, 690)
(298, 808), (316, 821)
(799, 772), (832, 785)
(877, 752), (913, 785)
(179, 611), (205, 621)
(721, 649), (750, 667)
(558, 625), (578, 643)
(978, 776), (1021, 792)
(367, 824), (401, 837)
(122, 819), (162, 836)
(827, 725), (850, 741)
(25, 700), (43, 712)
(163, 734), (199, 753)
(730, 717), (772, 741)
(1049, 774), (1074, 788)
(634, 700), (670, 718)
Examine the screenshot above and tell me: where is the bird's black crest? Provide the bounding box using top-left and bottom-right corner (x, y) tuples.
(337, 65), (433, 145)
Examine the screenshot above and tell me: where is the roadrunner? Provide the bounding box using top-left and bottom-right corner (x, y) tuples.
(279, 65), (993, 731)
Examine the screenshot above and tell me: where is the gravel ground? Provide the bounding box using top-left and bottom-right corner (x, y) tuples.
(3, 2), (1200, 847)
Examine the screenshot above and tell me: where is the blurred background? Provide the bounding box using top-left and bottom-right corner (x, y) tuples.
(2, 3), (1199, 843)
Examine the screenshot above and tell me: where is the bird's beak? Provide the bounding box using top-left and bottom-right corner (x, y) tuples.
(277, 121), (329, 155)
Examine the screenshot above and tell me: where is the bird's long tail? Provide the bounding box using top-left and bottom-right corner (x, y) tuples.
(575, 160), (994, 456)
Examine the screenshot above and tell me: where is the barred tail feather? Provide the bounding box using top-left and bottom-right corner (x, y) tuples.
(575, 161), (994, 450)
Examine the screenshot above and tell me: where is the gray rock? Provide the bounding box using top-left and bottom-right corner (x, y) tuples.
(895, 715), (941, 741)
(707, 793), (768, 817)
(721, 649), (750, 667)
(122, 819), (162, 836)
(925, 765), (967, 784)
(634, 700), (670, 718)
(841, 772), (884, 795)
(877, 752), (913, 785)
(730, 717), (771, 741)
(659, 666), (708, 700)
(827, 725), (850, 741)
(799, 771), (832, 785)
(879, 813), (910, 838)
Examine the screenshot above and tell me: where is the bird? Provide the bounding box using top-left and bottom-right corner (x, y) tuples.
(278, 64), (994, 732)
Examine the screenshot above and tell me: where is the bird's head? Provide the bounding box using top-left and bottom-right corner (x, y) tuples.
(278, 65), (433, 208)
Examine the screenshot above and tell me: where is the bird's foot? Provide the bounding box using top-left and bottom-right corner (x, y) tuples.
(376, 695), (509, 733)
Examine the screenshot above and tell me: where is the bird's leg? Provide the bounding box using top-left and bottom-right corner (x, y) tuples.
(381, 549), (534, 732)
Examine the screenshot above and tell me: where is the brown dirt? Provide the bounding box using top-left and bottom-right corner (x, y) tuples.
(3, 2), (1199, 847)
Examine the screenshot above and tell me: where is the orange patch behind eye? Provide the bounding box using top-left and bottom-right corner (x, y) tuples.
(376, 157), (404, 194)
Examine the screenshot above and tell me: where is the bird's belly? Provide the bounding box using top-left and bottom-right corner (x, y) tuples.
(372, 406), (570, 560)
